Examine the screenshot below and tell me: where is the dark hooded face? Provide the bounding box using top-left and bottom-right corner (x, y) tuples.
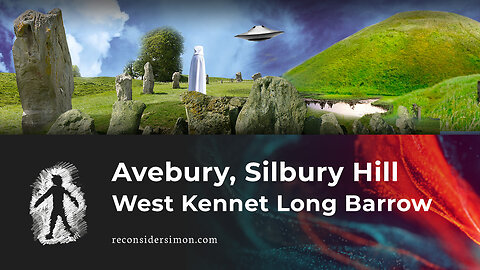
(51, 175), (63, 186)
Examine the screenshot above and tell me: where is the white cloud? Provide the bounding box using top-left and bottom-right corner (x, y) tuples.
(66, 34), (82, 66)
(0, 53), (7, 72)
(0, 0), (129, 77)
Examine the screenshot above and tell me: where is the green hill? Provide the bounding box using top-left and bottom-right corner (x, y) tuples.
(284, 11), (480, 96)
(390, 74), (480, 131)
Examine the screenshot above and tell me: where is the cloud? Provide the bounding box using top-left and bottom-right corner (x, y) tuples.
(0, 53), (7, 72)
(0, 0), (129, 77)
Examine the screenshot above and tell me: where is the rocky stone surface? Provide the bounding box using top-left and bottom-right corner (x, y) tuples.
(115, 73), (132, 101)
(142, 126), (153, 135)
(352, 119), (370, 134)
(13, 8), (74, 134)
(47, 109), (95, 135)
(107, 101), (146, 135)
(303, 116), (322, 134)
(235, 72), (243, 82)
(369, 113), (395, 134)
(171, 117), (188, 135)
(143, 62), (154, 94)
(172, 72), (180, 89)
(252, 72), (262, 81)
(235, 76), (307, 134)
(396, 106), (415, 134)
(319, 113), (344, 134)
(182, 91), (246, 134)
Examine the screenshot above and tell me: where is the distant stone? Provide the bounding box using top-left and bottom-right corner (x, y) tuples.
(396, 106), (415, 134)
(319, 113), (344, 134)
(206, 74), (209, 84)
(13, 9), (74, 134)
(230, 79), (234, 83)
(182, 91), (246, 134)
(172, 117), (188, 135)
(142, 126), (153, 135)
(369, 113), (395, 134)
(236, 76), (306, 134)
(252, 72), (262, 81)
(115, 74), (132, 101)
(143, 62), (154, 94)
(235, 72), (243, 82)
(303, 116), (322, 134)
(107, 100), (146, 135)
(172, 72), (180, 89)
(47, 109), (95, 135)
(352, 119), (369, 134)
(412, 103), (421, 120)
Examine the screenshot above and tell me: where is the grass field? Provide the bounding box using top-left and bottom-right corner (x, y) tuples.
(284, 11), (480, 96)
(0, 73), (253, 134)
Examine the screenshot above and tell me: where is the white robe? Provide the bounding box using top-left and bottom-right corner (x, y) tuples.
(188, 46), (206, 94)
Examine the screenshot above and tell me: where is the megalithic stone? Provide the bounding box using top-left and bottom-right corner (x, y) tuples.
(13, 9), (74, 134)
(477, 81), (480, 103)
(172, 72), (180, 89)
(143, 62), (154, 94)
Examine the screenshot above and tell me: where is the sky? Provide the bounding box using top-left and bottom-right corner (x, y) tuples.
(0, 0), (479, 79)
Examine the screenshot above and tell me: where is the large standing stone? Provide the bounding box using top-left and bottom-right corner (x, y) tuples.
(182, 91), (246, 134)
(13, 9), (74, 134)
(115, 74), (132, 101)
(235, 72), (243, 82)
(396, 106), (415, 134)
(47, 109), (95, 135)
(171, 117), (188, 135)
(252, 72), (262, 81)
(235, 76), (307, 134)
(143, 62), (154, 94)
(107, 101), (146, 135)
(319, 113), (344, 134)
(352, 119), (370, 134)
(172, 72), (180, 89)
(369, 113), (395, 134)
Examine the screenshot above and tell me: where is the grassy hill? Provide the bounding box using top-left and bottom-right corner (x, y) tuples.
(284, 11), (480, 96)
(388, 74), (480, 131)
(0, 73), (252, 134)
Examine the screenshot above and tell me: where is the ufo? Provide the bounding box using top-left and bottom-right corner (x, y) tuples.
(235, 25), (284, 41)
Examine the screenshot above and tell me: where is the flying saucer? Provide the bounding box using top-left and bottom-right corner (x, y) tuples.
(235, 25), (284, 41)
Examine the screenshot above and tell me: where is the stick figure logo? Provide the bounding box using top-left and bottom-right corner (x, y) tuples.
(30, 162), (87, 245)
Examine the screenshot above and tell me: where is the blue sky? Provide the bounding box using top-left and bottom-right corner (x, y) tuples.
(0, 0), (479, 79)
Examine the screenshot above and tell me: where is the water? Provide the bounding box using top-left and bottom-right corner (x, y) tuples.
(306, 99), (387, 118)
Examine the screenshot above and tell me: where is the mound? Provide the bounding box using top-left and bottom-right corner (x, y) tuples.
(284, 11), (480, 95)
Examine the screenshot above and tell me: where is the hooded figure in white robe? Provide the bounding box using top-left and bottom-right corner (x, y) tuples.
(188, 46), (206, 94)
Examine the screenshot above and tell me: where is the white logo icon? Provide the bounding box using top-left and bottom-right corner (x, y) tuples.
(30, 162), (87, 245)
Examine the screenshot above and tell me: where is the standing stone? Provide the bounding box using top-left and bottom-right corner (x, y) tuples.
(172, 72), (180, 89)
(142, 126), (153, 135)
(235, 72), (243, 82)
(412, 104), (421, 120)
(115, 74), (132, 101)
(206, 74), (209, 84)
(477, 81), (480, 103)
(47, 109), (95, 135)
(107, 101), (146, 135)
(182, 91), (246, 134)
(352, 119), (369, 134)
(252, 72), (262, 81)
(171, 117), (188, 135)
(319, 113), (344, 135)
(396, 106), (415, 134)
(236, 76), (307, 134)
(13, 9), (74, 134)
(369, 113), (395, 134)
(143, 62), (154, 94)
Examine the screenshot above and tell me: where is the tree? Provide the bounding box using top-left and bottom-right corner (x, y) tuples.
(134, 27), (184, 82)
(123, 60), (138, 78)
(72, 65), (81, 77)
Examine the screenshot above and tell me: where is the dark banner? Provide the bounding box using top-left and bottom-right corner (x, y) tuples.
(3, 135), (480, 269)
